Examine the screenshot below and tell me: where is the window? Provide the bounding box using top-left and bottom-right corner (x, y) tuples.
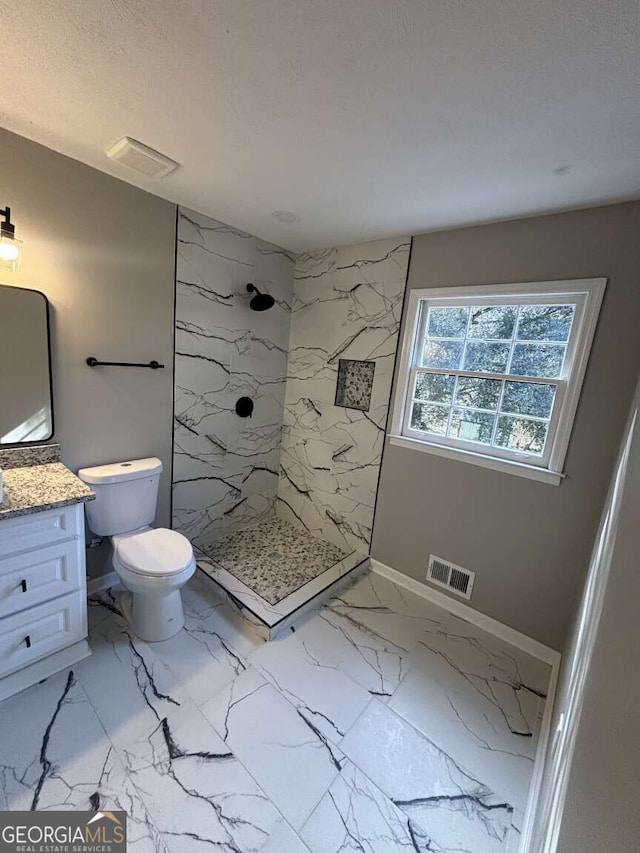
(390, 279), (606, 484)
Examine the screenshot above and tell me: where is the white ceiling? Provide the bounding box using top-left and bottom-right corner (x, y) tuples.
(1, 0), (639, 251)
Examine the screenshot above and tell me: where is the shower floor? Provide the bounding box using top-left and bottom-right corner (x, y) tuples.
(195, 518), (368, 636)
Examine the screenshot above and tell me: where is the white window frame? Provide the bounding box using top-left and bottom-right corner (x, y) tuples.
(389, 278), (606, 485)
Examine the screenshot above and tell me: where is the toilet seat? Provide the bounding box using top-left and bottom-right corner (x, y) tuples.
(114, 528), (194, 577)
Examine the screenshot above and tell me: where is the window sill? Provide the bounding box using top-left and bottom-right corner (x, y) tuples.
(387, 434), (564, 485)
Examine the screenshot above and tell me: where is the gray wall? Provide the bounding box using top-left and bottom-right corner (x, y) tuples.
(372, 202), (640, 650)
(526, 378), (640, 853)
(556, 381), (640, 851)
(0, 128), (177, 578)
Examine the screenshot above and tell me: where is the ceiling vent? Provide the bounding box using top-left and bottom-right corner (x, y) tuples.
(106, 137), (178, 178)
(427, 555), (475, 600)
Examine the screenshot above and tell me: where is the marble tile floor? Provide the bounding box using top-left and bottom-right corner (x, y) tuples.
(0, 570), (551, 853)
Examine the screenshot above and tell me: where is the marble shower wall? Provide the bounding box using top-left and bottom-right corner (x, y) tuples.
(172, 207), (294, 548)
(276, 237), (411, 554)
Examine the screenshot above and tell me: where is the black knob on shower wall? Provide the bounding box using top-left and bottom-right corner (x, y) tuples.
(235, 397), (254, 418)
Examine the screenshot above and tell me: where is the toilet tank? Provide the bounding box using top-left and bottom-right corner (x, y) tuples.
(78, 457), (163, 536)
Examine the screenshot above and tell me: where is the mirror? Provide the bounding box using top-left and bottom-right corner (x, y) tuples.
(0, 285), (53, 444)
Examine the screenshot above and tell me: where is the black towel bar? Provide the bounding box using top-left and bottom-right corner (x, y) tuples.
(86, 357), (165, 369)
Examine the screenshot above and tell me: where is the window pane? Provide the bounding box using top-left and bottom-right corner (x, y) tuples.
(449, 408), (495, 444)
(502, 381), (556, 419)
(510, 343), (565, 378)
(495, 416), (548, 455)
(414, 372), (455, 404)
(463, 341), (510, 373)
(423, 340), (464, 370)
(410, 402), (449, 435)
(468, 305), (517, 339)
(427, 306), (468, 338)
(517, 305), (575, 341)
(455, 376), (502, 410)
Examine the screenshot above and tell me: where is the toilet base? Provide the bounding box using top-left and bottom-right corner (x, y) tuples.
(122, 589), (185, 642)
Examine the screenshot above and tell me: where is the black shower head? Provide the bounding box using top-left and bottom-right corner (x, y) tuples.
(246, 283), (275, 312)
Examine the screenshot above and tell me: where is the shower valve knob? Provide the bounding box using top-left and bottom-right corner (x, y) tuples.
(235, 397), (254, 418)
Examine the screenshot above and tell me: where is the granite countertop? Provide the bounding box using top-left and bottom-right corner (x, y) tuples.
(0, 462), (95, 521)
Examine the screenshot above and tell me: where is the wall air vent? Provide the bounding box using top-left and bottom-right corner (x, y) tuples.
(427, 555), (475, 600)
(106, 137), (179, 178)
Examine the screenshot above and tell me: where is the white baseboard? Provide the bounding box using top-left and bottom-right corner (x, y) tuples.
(370, 558), (561, 667)
(86, 571), (119, 596)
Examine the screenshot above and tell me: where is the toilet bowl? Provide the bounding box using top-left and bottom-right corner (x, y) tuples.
(112, 527), (196, 641)
(78, 457), (196, 643)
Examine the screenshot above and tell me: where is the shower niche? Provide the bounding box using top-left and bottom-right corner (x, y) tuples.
(335, 358), (376, 412)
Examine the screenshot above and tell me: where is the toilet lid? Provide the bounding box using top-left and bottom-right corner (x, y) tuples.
(115, 528), (194, 577)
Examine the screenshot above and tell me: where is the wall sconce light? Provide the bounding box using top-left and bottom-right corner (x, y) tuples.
(0, 206), (22, 270)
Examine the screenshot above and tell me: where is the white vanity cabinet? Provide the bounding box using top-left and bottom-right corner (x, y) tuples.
(0, 502), (90, 701)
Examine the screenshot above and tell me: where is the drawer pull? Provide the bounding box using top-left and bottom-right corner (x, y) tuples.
(25, 635), (31, 649)
(20, 579), (28, 593)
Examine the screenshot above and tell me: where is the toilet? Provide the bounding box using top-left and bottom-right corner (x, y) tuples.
(78, 457), (196, 642)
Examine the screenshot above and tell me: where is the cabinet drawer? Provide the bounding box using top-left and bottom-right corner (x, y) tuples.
(0, 540), (84, 619)
(0, 505), (82, 558)
(0, 591), (86, 679)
